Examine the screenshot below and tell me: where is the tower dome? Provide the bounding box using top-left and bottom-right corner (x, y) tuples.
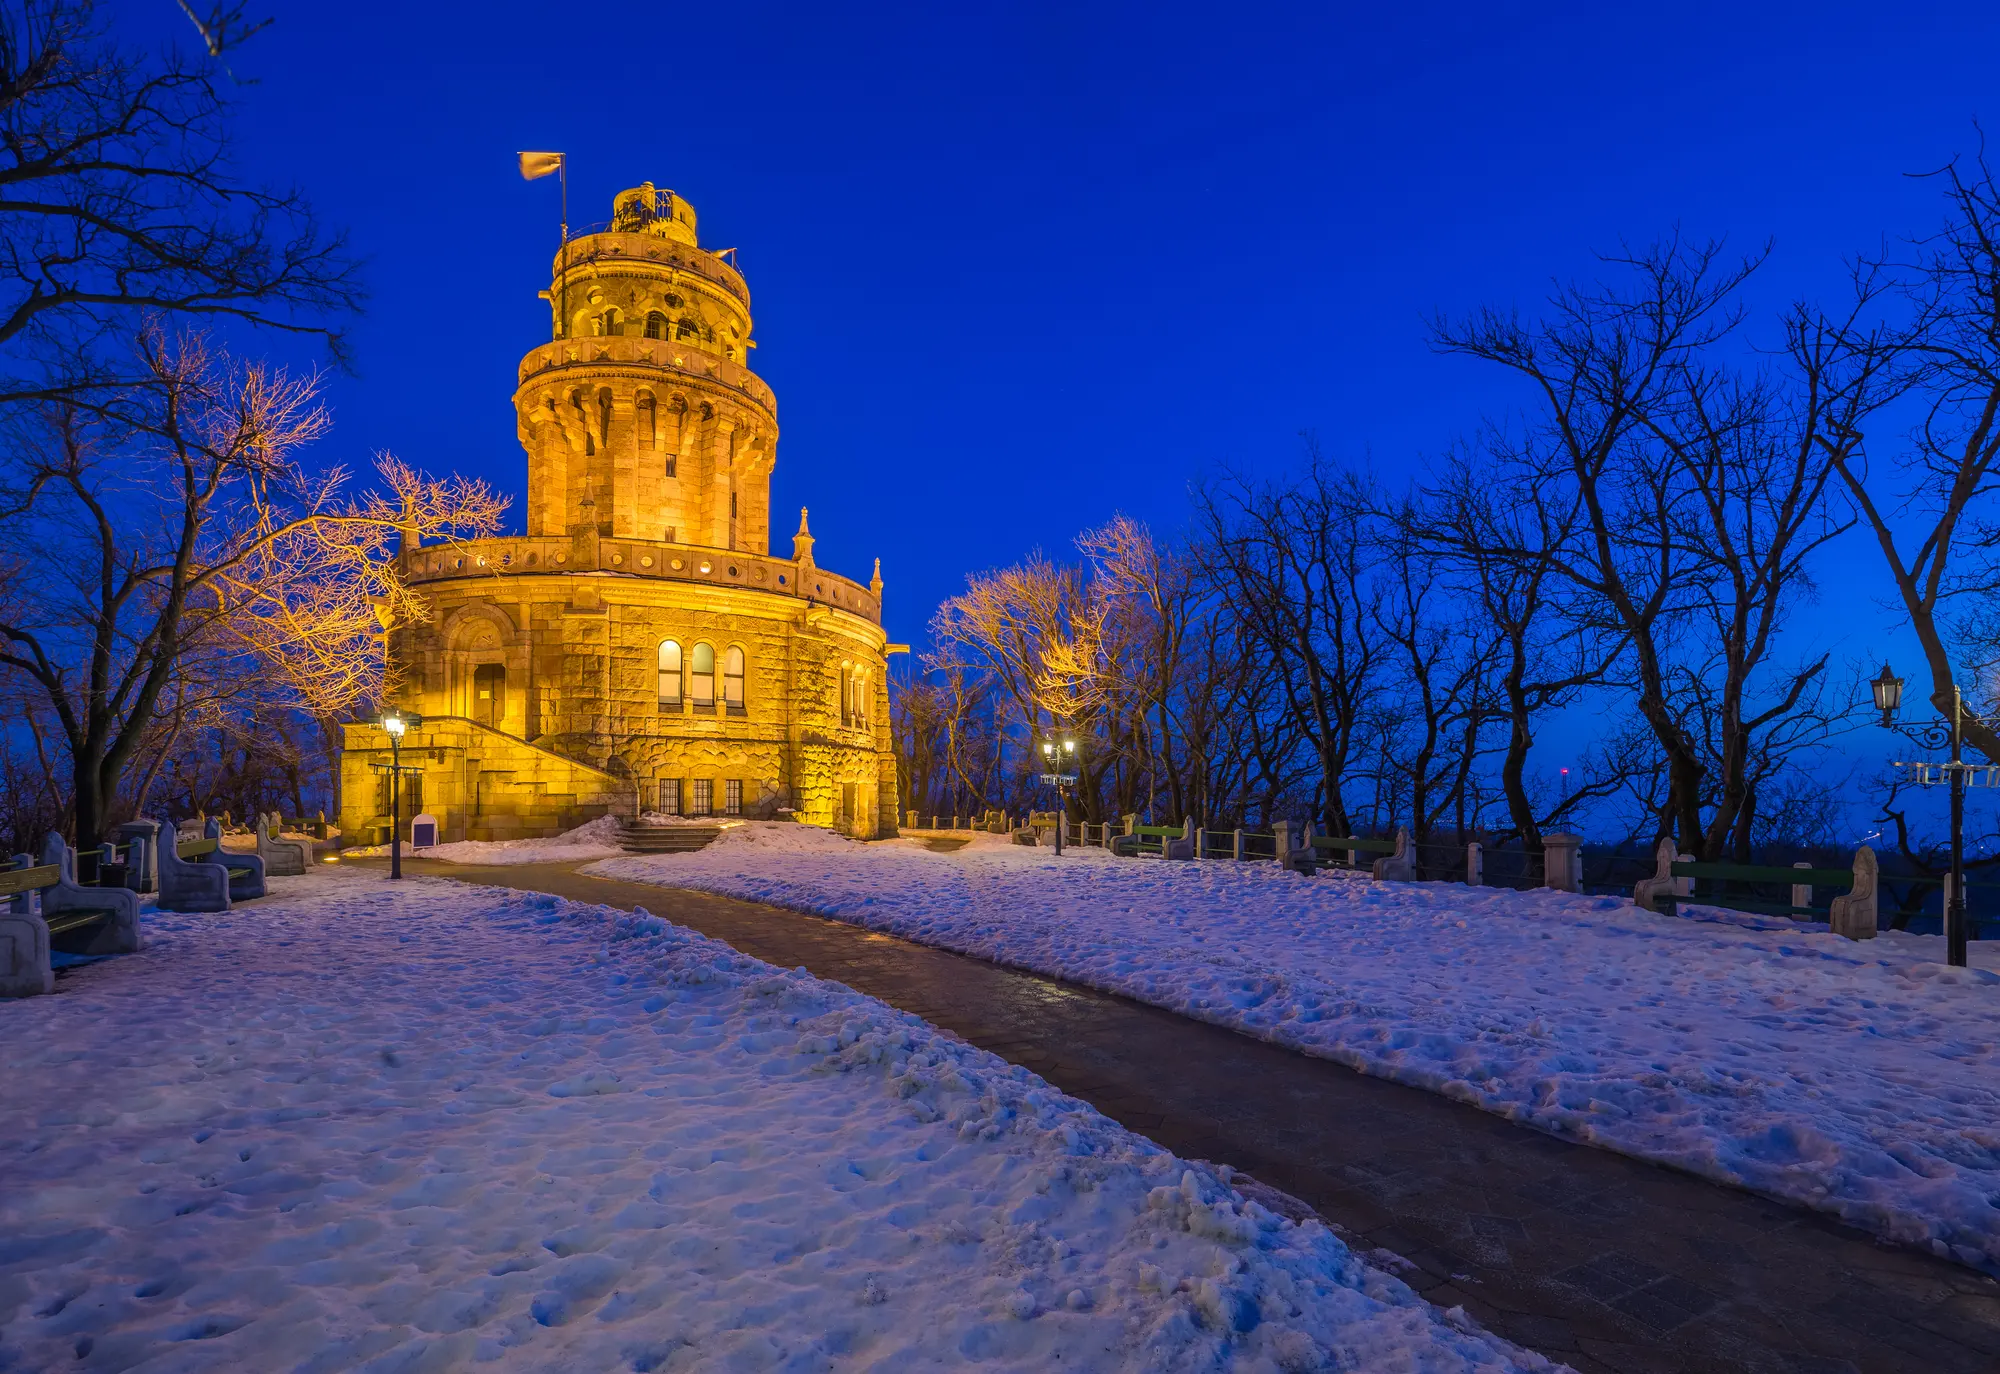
(513, 185), (774, 553)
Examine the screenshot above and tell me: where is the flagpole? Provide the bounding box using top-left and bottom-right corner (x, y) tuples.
(559, 157), (569, 341)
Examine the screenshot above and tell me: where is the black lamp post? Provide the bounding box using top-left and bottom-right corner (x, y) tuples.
(1872, 664), (1980, 967)
(1039, 734), (1078, 856)
(378, 708), (423, 880)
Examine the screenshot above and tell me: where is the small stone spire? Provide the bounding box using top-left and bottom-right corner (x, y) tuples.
(792, 507), (815, 567)
(869, 557), (883, 597)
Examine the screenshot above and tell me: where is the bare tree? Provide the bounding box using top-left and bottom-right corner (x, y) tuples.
(1197, 441), (1387, 836)
(0, 328), (502, 848)
(1825, 150), (2000, 754)
(1437, 239), (1894, 858)
(1401, 446), (1624, 860)
(0, 0), (359, 400)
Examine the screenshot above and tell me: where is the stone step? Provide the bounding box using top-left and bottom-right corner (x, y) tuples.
(616, 823), (722, 854)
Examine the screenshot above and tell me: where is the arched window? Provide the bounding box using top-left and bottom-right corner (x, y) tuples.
(657, 640), (682, 707)
(852, 668), (869, 727)
(690, 643), (715, 708)
(724, 646), (745, 713)
(837, 662), (852, 725)
(676, 316), (699, 340)
(600, 308), (622, 337)
(644, 311), (667, 340)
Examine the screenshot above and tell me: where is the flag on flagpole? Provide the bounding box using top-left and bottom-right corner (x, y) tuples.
(517, 151), (565, 181)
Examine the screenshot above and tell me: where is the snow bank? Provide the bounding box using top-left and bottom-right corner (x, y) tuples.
(587, 829), (2000, 1273)
(0, 869), (1551, 1372)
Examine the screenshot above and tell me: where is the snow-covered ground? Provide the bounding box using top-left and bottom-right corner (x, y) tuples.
(0, 869), (1552, 1373)
(584, 825), (2000, 1274)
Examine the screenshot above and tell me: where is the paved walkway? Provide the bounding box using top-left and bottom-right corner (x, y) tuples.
(363, 858), (2000, 1374)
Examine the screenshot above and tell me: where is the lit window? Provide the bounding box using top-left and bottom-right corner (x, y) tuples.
(691, 643), (715, 707)
(645, 311), (667, 339)
(724, 646), (745, 712)
(657, 640), (682, 706)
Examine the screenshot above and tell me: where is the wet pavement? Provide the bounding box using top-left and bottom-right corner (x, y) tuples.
(358, 857), (2000, 1374)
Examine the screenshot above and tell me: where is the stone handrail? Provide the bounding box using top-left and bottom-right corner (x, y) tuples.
(516, 336), (775, 417)
(556, 232), (750, 307)
(400, 536), (882, 625)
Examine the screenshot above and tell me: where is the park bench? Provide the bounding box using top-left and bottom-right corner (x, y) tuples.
(255, 810), (314, 876)
(1111, 822), (1193, 859)
(1632, 837), (1877, 940)
(157, 816), (265, 911)
(1288, 827), (1411, 879)
(0, 833), (144, 998)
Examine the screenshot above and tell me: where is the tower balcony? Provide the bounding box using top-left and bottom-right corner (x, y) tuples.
(516, 336), (774, 421)
(399, 533), (881, 627)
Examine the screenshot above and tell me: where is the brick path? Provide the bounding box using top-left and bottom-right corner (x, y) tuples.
(368, 858), (2000, 1374)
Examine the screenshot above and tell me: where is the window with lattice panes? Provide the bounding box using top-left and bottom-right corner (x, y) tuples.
(691, 778), (713, 816)
(725, 780), (742, 816)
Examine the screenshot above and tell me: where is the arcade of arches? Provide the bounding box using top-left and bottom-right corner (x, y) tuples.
(339, 184), (899, 844)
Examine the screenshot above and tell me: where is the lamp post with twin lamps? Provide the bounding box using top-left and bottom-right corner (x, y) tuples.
(1870, 665), (1988, 968)
(1039, 734), (1078, 856)
(378, 708), (423, 881)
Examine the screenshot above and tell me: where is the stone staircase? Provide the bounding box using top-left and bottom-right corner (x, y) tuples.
(615, 819), (723, 854)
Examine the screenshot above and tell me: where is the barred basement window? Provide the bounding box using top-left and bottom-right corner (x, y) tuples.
(658, 778), (681, 816)
(691, 778), (713, 816)
(725, 780), (742, 816)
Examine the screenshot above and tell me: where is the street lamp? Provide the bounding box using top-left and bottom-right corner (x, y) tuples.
(1871, 663), (1981, 967)
(378, 708), (423, 880)
(1871, 663), (1904, 722)
(1039, 734), (1079, 856)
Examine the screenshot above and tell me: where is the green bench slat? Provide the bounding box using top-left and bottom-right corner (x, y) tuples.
(1671, 861), (1851, 885)
(1308, 837), (1397, 854)
(0, 864), (62, 897)
(45, 908), (118, 937)
(1666, 895), (1820, 917)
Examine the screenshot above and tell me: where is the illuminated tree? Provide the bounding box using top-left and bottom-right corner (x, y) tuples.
(0, 327), (503, 847)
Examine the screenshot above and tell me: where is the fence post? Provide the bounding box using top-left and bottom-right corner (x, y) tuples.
(1466, 841), (1483, 887)
(1233, 828), (1244, 861)
(1272, 820), (1294, 865)
(1791, 861), (1811, 913)
(1543, 834), (1581, 892)
(1122, 812), (1137, 837)
(1196, 827), (1208, 860)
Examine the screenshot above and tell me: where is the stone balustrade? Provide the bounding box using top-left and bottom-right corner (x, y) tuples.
(400, 535), (882, 625)
(516, 336), (776, 418)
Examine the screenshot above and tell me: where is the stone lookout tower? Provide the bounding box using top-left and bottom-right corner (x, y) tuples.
(340, 184), (899, 842)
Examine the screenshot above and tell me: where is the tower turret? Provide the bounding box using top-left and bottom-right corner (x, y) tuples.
(514, 184), (775, 553)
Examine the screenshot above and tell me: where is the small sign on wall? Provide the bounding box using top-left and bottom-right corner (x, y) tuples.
(411, 813), (439, 849)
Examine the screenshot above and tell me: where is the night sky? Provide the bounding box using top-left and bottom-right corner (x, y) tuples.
(140, 0), (2000, 810)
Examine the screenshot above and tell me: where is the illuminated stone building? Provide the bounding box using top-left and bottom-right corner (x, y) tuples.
(340, 184), (898, 842)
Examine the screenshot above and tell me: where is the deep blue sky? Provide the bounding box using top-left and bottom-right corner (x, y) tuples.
(152, 0), (2000, 812)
